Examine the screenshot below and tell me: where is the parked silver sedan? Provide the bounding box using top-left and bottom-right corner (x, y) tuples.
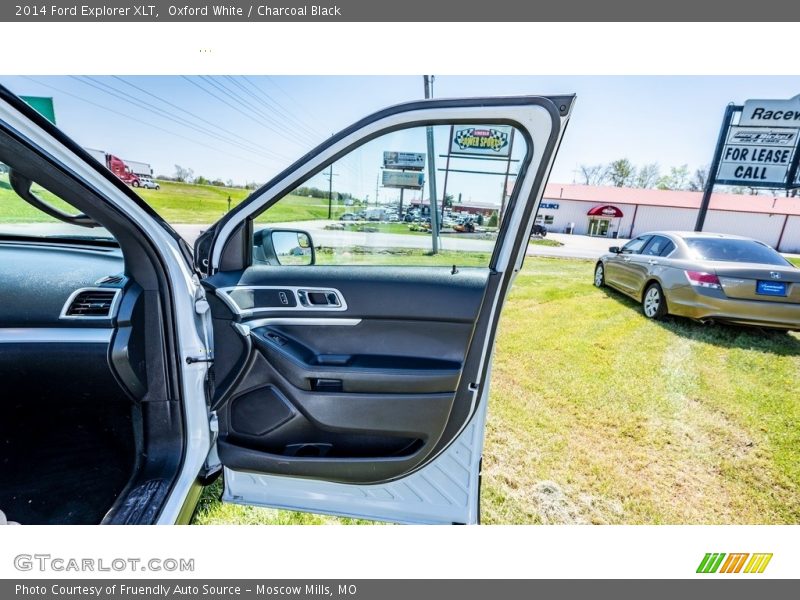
(594, 231), (800, 331)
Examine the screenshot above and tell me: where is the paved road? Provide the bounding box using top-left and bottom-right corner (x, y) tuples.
(17, 221), (800, 262)
(172, 221), (626, 261)
(0, 221), (626, 261)
(528, 233), (629, 260)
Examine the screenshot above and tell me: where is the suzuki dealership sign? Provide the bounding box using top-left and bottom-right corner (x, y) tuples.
(714, 96), (800, 188)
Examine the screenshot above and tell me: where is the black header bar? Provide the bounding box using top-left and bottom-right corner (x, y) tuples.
(4, 0), (800, 21)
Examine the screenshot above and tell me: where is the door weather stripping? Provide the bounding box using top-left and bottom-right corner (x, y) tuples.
(187, 288), (214, 364)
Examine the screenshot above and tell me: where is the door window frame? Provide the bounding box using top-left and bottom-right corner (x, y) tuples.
(248, 120), (532, 268)
(202, 97), (572, 274)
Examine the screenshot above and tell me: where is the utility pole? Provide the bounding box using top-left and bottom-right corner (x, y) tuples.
(326, 164), (338, 220)
(695, 104), (738, 232)
(424, 75), (439, 254)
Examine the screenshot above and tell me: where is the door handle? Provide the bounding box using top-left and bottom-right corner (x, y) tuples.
(623, 257), (631, 262)
(297, 288), (343, 308)
(648, 259), (659, 265)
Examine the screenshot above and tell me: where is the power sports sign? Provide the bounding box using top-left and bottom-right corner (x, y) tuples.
(714, 95), (800, 189)
(450, 125), (512, 157)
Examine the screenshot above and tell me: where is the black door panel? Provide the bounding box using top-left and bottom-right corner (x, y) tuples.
(207, 266), (489, 322)
(201, 265), (488, 483)
(251, 325), (462, 394)
(215, 352), (454, 483)
(265, 319), (473, 365)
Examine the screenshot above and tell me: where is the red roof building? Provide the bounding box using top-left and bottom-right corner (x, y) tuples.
(534, 183), (800, 252)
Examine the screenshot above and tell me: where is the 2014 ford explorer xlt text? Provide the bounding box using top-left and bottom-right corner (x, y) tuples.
(0, 87), (573, 524)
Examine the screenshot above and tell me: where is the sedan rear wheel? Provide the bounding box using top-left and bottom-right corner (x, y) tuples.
(643, 283), (668, 320)
(594, 263), (605, 288)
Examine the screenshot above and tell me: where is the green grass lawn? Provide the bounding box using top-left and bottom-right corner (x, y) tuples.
(0, 175), (356, 225)
(136, 181), (250, 223)
(313, 247), (493, 267)
(0, 175), (78, 222)
(529, 238), (564, 247)
(333, 222), (429, 235)
(143, 183), (356, 224)
(193, 256), (800, 525)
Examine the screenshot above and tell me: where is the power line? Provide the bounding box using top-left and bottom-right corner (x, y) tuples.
(111, 76), (295, 162)
(229, 76), (324, 142)
(201, 75), (321, 148)
(73, 76), (292, 163)
(261, 76), (328, 135)
(183, 76), (318, 150)
(23, 77), (279, 172)
(193, 77), (360, 183)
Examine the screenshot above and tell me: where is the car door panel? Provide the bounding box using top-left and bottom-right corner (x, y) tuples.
(613, 236), (652, 292)
(604, 255), (625, 288)
(629, 236), (672, 296)
(206, 265), (489, 321)
(250, 329), (462, 394)
(200, 96), (574, 523)
(201, 265), (489, 483)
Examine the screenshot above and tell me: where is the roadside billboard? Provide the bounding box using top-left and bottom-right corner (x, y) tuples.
(382, 170), (424, 189)
(383, 151), (425, 170)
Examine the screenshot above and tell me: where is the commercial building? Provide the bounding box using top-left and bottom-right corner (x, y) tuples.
(536, 184), (800, 253)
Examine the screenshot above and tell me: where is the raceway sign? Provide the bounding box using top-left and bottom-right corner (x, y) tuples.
(714, 96), (800, 188)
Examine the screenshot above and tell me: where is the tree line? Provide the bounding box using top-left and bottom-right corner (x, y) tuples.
(156, 165), (261, 190)
(578, 160), (708, 191)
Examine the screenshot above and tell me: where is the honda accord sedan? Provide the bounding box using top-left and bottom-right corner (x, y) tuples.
(594, 231), (800, 331)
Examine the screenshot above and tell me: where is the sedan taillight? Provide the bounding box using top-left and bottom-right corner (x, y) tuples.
(685, 270), (722, 289)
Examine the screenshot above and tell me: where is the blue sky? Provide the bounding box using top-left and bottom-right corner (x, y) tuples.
(1, 75), (798, 189)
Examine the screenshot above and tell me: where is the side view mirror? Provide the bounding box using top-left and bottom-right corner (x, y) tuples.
(254, 228), (316, 266)
(609, 246), (621, 254)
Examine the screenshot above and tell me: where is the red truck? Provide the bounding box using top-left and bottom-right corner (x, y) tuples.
(85, 148), (141, 187)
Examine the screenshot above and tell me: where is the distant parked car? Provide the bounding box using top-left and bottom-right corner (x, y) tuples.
(339, 213), (357, 221)
(594, 231), (800, 331)
(139, 177), (160, 190)
(453, 218), (476, 233)
(531, 224), (547, 237)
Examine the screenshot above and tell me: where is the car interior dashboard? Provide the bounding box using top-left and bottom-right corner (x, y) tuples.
(0, 236), (141, 524)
